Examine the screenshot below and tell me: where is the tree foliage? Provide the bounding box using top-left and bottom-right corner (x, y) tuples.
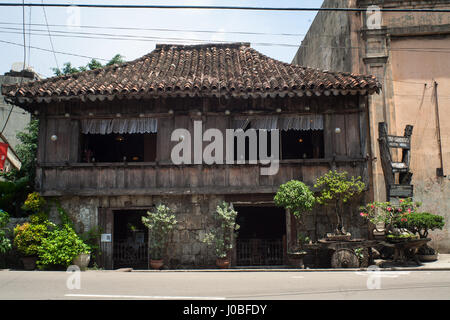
(142, 204), (177, 260)
(274, 180), (315, 218)
(52, 54), (125, 76)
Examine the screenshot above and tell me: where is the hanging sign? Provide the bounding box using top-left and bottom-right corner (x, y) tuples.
(0, 143), (8, 171)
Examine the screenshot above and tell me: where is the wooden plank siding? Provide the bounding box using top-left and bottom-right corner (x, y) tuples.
(36, 95), (370, 196)
(39, 161), (365, 196)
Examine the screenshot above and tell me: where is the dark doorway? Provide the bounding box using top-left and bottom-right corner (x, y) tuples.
(235, 206), (286, 266)
(113, 210), (148, 269)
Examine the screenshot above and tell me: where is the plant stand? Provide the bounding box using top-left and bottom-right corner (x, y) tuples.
(305, 239), (378, 268)
(379, 238), (430, 264)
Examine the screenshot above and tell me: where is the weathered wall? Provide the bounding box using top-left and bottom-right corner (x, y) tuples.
(0, 75), (31, 149)
(389, 36), (450, 252)
(292, 0), (360, 73)
(53, 194), (225, 268)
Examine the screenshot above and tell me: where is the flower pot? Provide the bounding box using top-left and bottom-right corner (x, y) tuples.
(21, 256), (37, 270)
(287, 251), (307, 269)
(418, 254), (438, 262)
(216, 257), (230, 269)
(150, 259), (164, 270)
(72, 253), (91, 270)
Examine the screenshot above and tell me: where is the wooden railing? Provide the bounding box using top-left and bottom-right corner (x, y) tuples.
(38, 160), (365, 196)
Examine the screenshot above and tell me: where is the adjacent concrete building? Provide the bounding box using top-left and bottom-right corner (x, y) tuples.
(292, 0), (450, 252)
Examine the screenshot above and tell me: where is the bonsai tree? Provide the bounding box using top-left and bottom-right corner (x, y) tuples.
(314, 170), (365, 236)
(394, 211), (444, 239)
(142, 204), (177, 261)
(274, 180), (315, 252)
(202, 202), (239, 262)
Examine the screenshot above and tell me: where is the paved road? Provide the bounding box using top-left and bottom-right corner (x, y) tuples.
(1, 269), (450, 300)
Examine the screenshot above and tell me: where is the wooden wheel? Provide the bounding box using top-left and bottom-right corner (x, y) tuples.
(331, 248), (359, 268)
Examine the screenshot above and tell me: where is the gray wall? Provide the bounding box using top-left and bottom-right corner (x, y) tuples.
(0, 75), (31, 149)
(291, 0), (354, 72)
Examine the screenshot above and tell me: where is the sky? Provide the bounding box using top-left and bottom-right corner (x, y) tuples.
(0, 0), (325, 78)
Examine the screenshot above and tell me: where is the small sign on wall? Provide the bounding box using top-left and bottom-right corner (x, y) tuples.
(101, 233), (112, 242)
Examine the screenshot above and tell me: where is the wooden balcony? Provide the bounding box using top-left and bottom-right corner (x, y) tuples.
(37, 158), (367, 197)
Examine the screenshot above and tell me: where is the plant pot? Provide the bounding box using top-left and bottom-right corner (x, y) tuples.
(325, 233), (352, 241)
(418, 254), (438, 262)
(216, 257), (230, 269)
(21, 256), (37, 270)
(72, 253), (91, 270)
(287, 251), (307, 269)
(150, 259), (164, 270)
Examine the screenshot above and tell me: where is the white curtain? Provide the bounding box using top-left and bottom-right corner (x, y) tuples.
(232, 115), (323, 131)
(81, 118), (158, 134)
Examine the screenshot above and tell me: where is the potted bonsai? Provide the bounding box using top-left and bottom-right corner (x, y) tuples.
(314, 170), (365, 240)
(395, 211), (444, 261)
(202, 201), (239, 268)
(142, 204), (177, 269)
(274, 180), (315, 267)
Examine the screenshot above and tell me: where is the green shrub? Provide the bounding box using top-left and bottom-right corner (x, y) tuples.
(395, 212), (445, 238)
(202, 202), (239, 259)
(274, 180), (315, 218)
(142, 204), (177, 260)
(37, 224), (90, 269)
(13, 220), (49, 256)
(0, 210), (12, 254)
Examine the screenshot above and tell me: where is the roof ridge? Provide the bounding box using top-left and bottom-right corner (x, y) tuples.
(155, 42), (251, 50)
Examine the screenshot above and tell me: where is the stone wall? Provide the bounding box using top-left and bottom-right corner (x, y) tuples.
(52, 194), (226, 268)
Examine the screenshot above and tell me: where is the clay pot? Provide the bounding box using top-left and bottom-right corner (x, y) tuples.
(21, 256), (37, 270)
(72, 253), (91, 270)
(150, 259), (164, 270)
(216, 257), (230, 269)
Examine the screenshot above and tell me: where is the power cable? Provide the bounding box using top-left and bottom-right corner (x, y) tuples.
(1, 27), (450, 52)
(41, 0), (59, 70)
(0, 3), (450, 12)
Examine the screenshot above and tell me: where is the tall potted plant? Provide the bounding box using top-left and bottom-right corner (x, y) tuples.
(202, 201), (239, 268)
(274, 180), (315, 267)
(142, 204), (177, 269)
(314, 170), (365, 240)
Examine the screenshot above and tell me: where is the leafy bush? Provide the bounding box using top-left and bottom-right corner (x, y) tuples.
(13, 220), (49, 257)
(314, 170), (365, 235)
(0, 210), (12, 254)
(202, 202), (239, 259)
(0, 178), (30, 217)
(142, 204), (177, 260)
(22, 192), (46, 213)
(274, 180), (315, 218)
(394, 212), (444, 238)
(37, 224), (90, 269)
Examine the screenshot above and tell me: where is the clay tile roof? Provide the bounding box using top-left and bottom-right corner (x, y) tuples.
(1, 43), (381, 104)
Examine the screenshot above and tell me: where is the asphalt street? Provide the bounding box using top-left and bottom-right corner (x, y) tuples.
(1, 269), (449, 300)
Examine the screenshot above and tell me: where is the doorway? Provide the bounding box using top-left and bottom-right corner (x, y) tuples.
(113, 210), (148, 269)
(235, 206), (286, 266)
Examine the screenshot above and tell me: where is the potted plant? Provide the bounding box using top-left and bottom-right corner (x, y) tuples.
(37, 223), (91, 270)
(314, 170), (365, 240)
(141, 204), (177, 269)
(360, 198), (422, 240)
(13, 216), (48, 270)
(202, 201), (239, 268)
(274, 180), (315, 267)
(395, 211), (444, 261)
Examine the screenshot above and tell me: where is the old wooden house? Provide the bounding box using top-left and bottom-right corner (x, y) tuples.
(2, 43), (380, 269)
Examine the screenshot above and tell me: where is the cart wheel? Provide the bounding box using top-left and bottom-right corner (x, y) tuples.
(331, 249), (359, 268)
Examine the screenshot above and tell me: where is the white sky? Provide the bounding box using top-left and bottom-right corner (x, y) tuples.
(0, 0), (324, 78)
